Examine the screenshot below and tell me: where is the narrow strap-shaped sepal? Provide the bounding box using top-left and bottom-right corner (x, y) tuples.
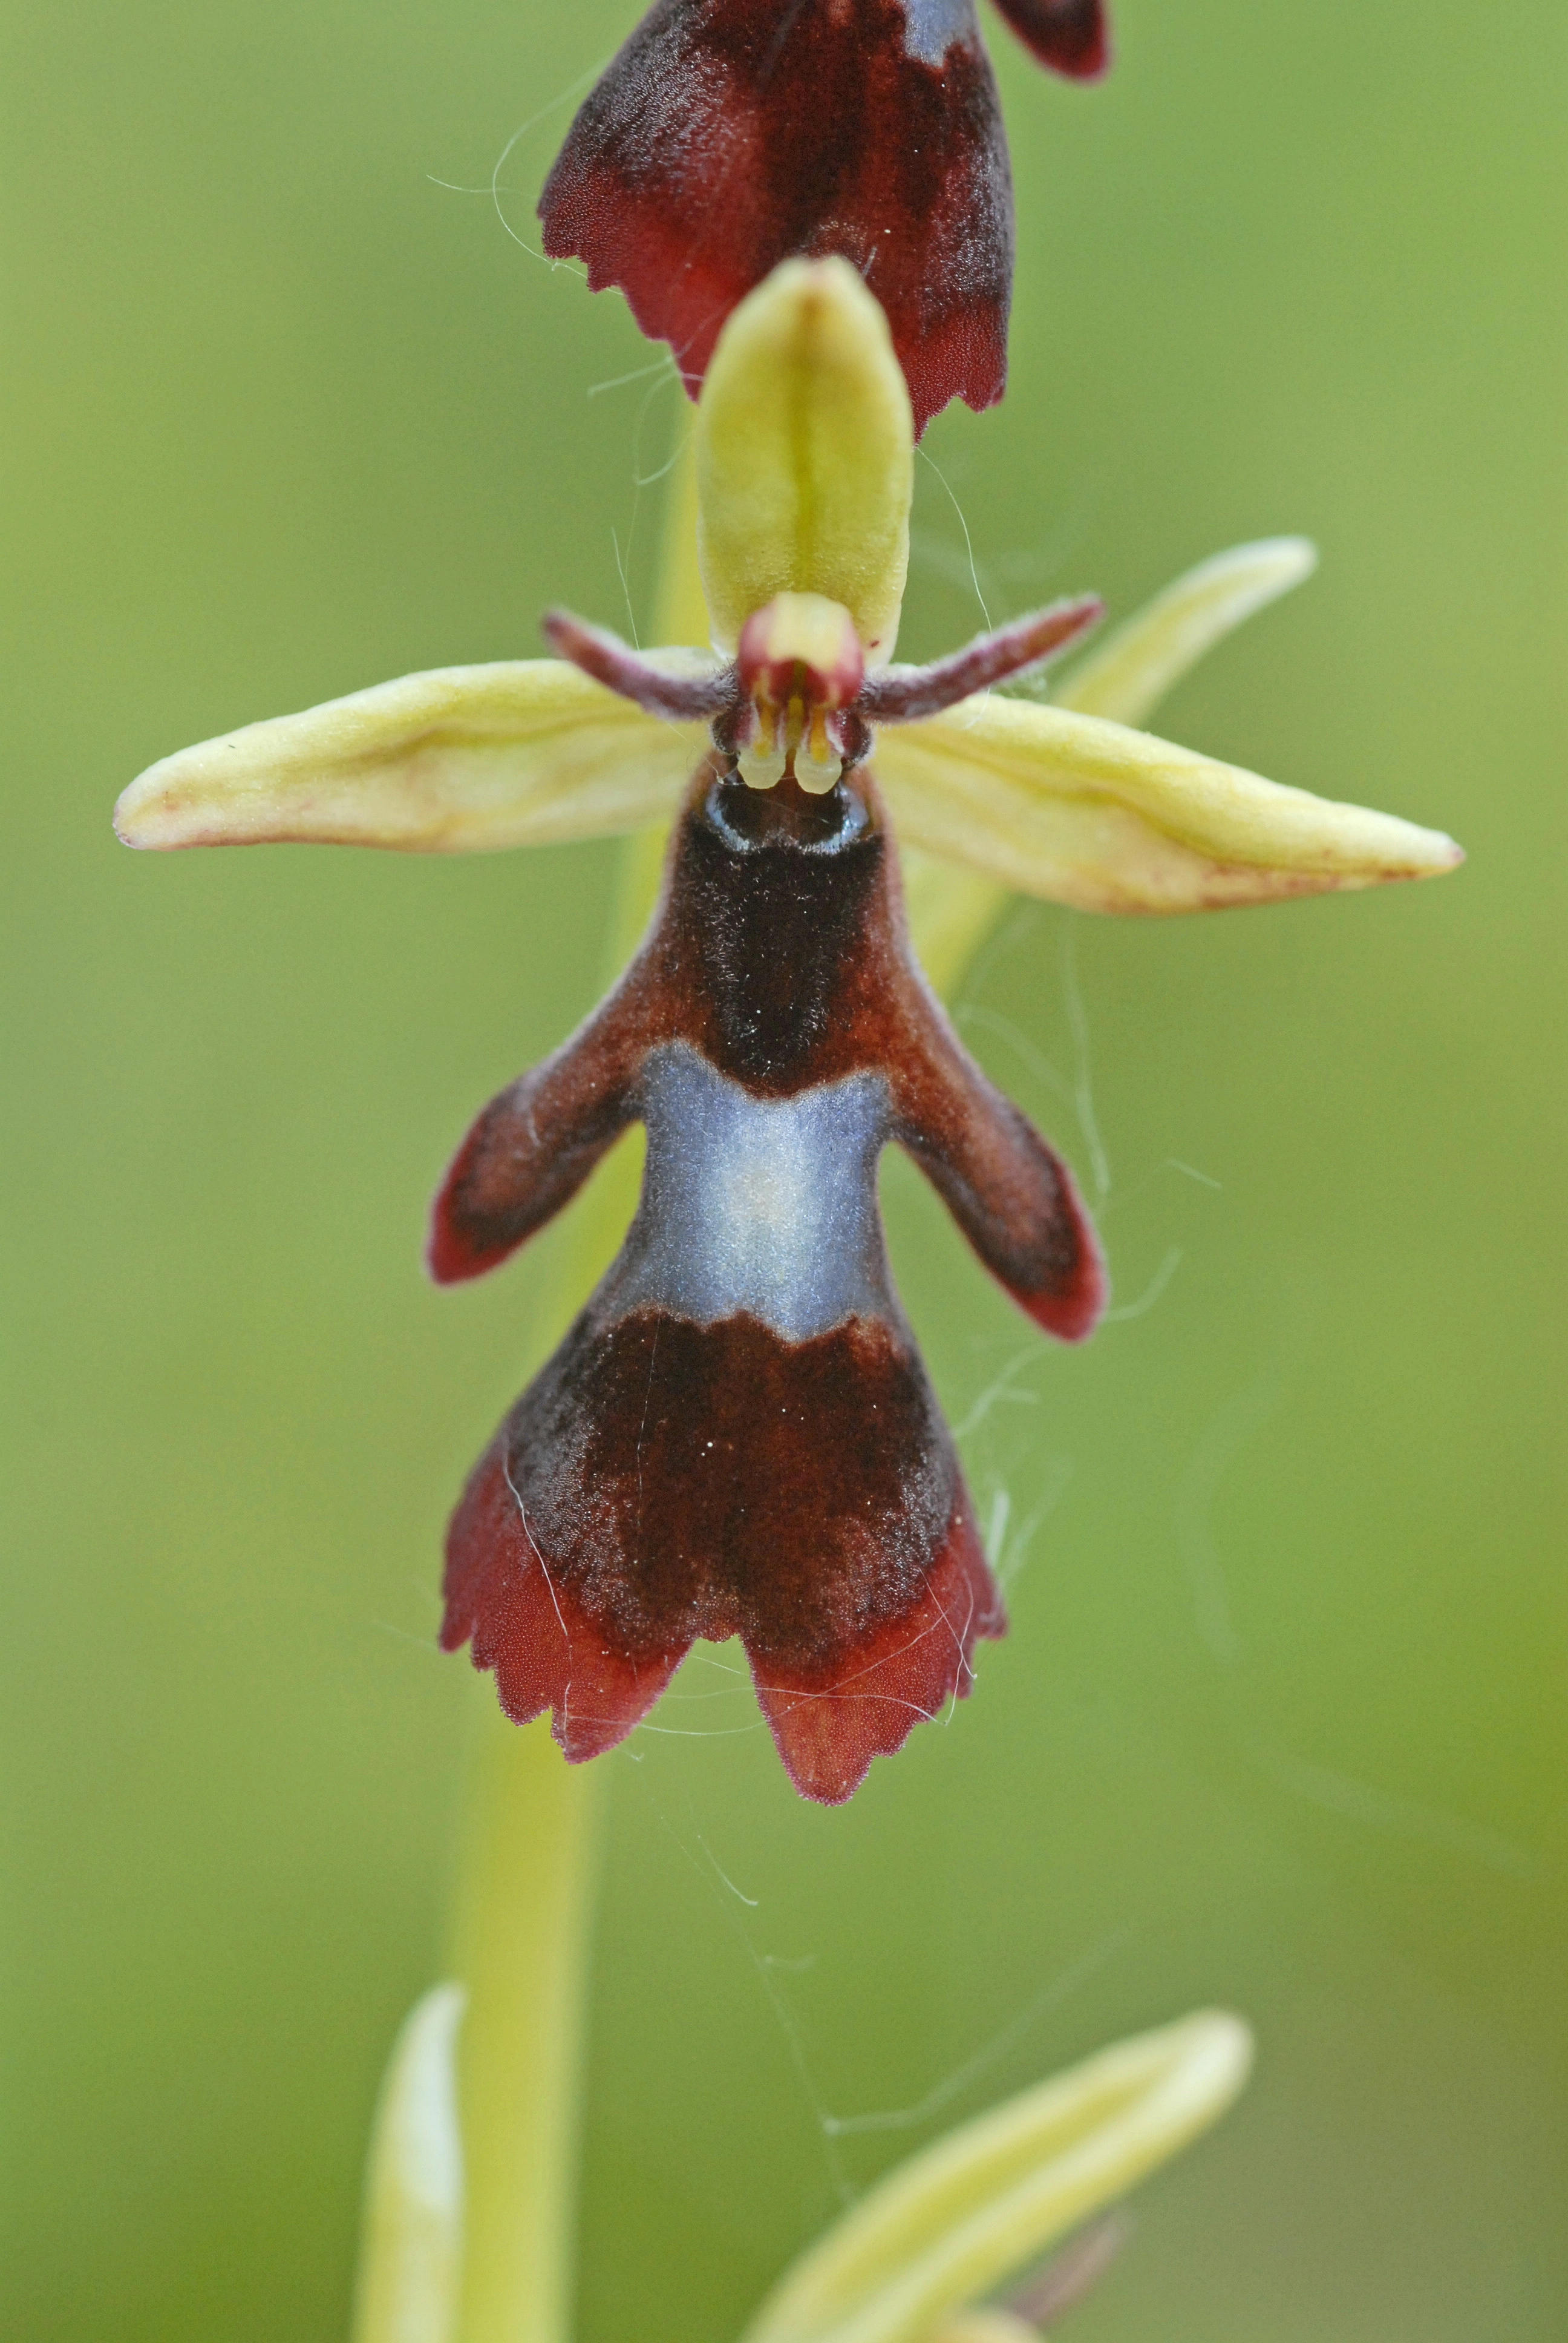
(1057, 537), (1318, 727)
(741, 2011), (1250, 2343)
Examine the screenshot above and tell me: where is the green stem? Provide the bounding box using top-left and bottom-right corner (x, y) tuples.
(448, 1712), (603, 2343)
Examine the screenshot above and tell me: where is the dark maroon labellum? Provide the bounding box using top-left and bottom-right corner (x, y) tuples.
(540, 0), (1112, 434)
(432, 761), (1104, 1803)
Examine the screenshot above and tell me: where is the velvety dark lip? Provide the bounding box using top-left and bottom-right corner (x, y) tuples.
(441, 1307), (1004, 1803)
(430, 758), (1103, 1794)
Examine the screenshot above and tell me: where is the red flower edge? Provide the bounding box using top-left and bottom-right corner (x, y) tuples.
(441, 1322), (1005, 1806)
(539, 0), (1109, 433)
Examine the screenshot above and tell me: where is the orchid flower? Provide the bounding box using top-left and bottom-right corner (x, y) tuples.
(116, 257), (1460, 1805)
(538, 0), (1109, 432)
(353, 1985), (1250, 2343)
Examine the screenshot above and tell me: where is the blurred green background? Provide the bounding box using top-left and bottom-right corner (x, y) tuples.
(2, 0), (1563, 2336)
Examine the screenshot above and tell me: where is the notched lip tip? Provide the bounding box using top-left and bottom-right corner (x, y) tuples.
(1053, 1291), (1107, 1345)
(790, 1772), (866, 1809)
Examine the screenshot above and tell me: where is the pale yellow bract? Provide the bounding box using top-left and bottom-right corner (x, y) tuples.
(741, 2011), (1252, 2343)
(353, 1991), (1251, 2343)
(352, 1986), (466, 2343)
(115, 260), (1460, 940)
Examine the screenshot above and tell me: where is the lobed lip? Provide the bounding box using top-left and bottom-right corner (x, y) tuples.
(103, 0), (1468, 1821)
(538, 0), (1111, 433)
(538, 0), (1016, 433)
(430, 758), (1102, 1799)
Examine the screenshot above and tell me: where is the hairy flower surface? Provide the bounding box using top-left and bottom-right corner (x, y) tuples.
(116, 260), (1462, 1801)
(539, 0), (1108, 432)
(431, 755), (1101, 1801)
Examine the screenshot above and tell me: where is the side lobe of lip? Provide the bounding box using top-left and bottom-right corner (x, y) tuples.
(987, 0), (1109, 79)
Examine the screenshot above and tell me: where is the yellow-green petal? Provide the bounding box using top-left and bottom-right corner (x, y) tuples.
(1057, 537), (1318, 727)
(741, 2011), (1252, 2343)
(696, 257), (912, 664)
(877, 696), (1462, 916)
(114, 658), (710, 853)
(351, 1983), (466, 2343)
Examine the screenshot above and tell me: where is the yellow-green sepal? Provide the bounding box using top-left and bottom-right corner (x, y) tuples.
(115, 658), (710, 852)
(1056, 537), (1319, 727)
(350, 1984), (466, 2343)
(696, 258), (912, 665)
(879, 696), (1461, 915)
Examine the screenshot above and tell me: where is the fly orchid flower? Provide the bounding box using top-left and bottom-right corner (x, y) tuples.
(116, 258), (1462, 1804)
(540, 0), (1109, 433)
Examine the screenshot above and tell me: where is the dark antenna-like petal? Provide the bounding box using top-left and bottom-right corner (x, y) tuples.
(541, 608), (737, 721)
(857, 595), (1102, 721)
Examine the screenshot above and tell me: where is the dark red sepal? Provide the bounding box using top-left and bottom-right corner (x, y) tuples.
(751, 1499), (1002, 1803)
(538, 0), (1015, 434)
(441, 1441), (687, 1760)
(987, 0), (1109, 79)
